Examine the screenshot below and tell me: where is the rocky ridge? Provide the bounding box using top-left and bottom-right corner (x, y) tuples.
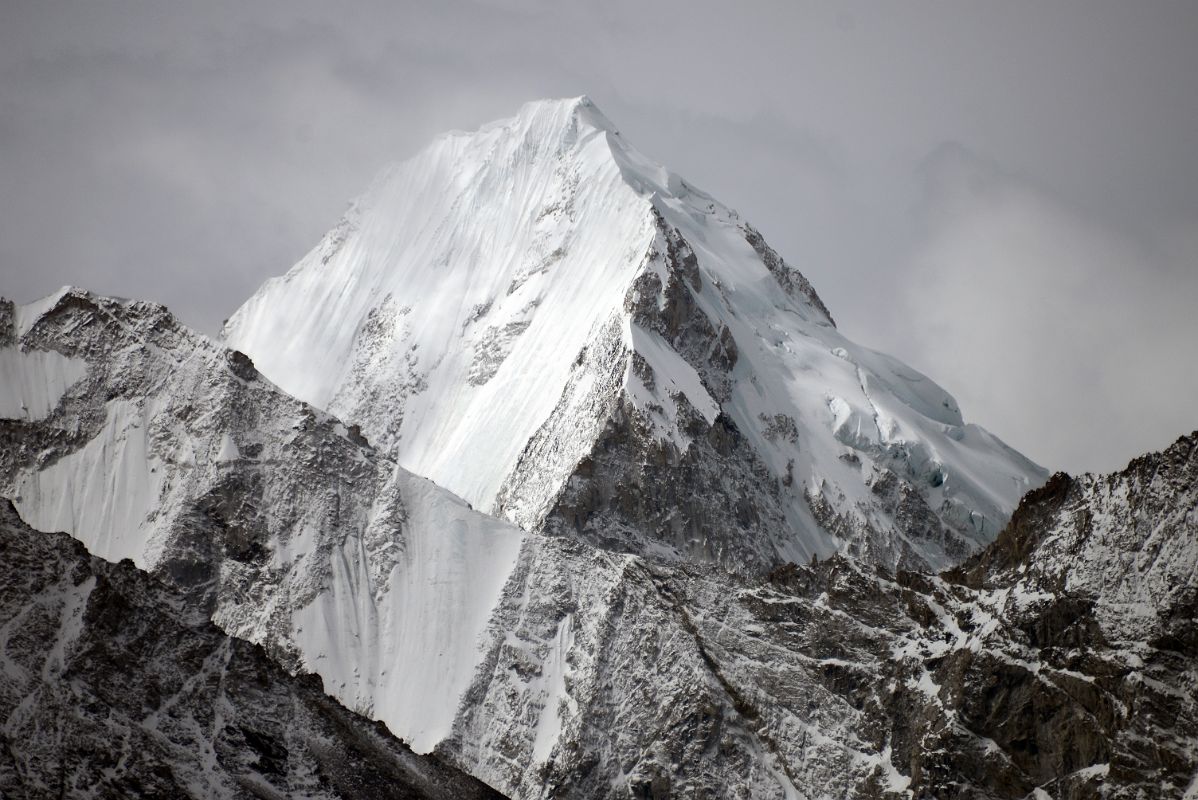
(0, 499), (505, 800)
(453, 434), (1198, 799)
(0, 288), (527, 755)
(480, 433), (1198, 799)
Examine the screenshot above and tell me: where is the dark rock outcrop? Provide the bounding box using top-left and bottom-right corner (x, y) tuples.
(0, 500), (506, 800)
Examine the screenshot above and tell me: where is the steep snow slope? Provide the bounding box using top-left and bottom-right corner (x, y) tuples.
(0, 348), (85, 422)
(0, 500), (507, 800)
(293, 472), (526, 752)
(225, 96), (1045, 572)
(227, 98), (655, 512)
(0, 289), (524, 757)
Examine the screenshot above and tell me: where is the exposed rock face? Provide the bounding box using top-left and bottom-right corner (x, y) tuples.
(0, 500), (505, 800)
(223, 97), (1046, 574)
(491, 221), (796, 571)
(444, 541), (906, 799)
(942, 433), (1198, 798)
(446, 435), (1198, 799)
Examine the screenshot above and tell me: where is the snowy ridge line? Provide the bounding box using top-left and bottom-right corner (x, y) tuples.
(0, 286), (527, 763)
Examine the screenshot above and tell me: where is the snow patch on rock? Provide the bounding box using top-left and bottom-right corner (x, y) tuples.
(13, 398), (166, 564)
(0, 347), (86, 421)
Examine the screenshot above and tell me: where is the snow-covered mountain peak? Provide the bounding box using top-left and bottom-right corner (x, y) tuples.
(225, 99), (1044, 572)
(440, 95), (612, 143)
(10, 285), (74, 338)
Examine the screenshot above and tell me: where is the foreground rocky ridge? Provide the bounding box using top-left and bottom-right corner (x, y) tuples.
(451, 433), (1198, 798)
(224, 97), (1045, 574)
(0, 500), (505, 800)
(945, 434), (1198, 797)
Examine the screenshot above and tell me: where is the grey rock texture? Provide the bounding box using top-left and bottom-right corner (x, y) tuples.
(942, 433), (1198, 798)
(452, 435), (1198, 799)
(0, 500), (505, 800)
(0, 289), (397, 666)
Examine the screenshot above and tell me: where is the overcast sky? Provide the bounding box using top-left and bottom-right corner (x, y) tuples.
(2, 1), (1196, 474)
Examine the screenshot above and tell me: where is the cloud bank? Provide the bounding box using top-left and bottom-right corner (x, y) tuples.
(1, 1), (1195, 473)
(900, 147), (1198, 472)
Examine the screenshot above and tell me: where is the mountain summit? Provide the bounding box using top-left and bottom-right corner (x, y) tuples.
(224, 97), (1045, 572)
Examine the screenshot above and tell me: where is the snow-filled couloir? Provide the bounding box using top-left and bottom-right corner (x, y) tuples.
(226, 96), (1045, 573)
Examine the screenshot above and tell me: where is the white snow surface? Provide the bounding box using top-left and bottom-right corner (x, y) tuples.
(227, 97), (652, 511)
(293, 470), (524, 753)
(225, 97), (1045, 570)
(215, 432), (240, 463)
(13, 286), (72, 339)
(0, 346), (86, 421)
(14, 398), (166, 564)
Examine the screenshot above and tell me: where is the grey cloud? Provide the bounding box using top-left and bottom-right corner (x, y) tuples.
(1, 1), (1195, 473)
(897, 145), (1198, 474)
